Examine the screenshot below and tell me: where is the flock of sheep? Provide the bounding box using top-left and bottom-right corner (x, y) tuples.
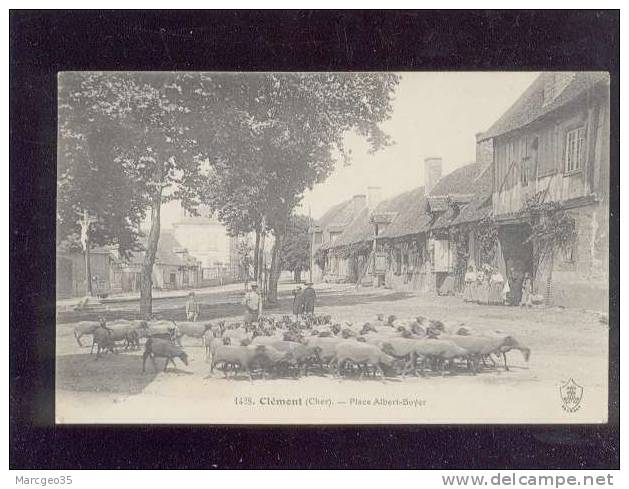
(71, 313), (531, 381)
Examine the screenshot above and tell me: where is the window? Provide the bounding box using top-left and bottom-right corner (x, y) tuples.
(564, 126), (585, 173)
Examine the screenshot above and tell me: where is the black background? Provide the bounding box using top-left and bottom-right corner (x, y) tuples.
(10, 10), (620, 469)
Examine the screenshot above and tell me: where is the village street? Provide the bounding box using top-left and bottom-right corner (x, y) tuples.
(55, 282), (608, 424)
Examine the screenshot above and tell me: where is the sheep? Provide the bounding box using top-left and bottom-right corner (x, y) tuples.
(73, 321), (100, 347)
(223, 327), (250, 346)
(210, 344), (292, 380)
(147, 320), (178, 336)
(409, 339), (469, 375)
(360, 322), (378, 335)
(90, 321), (147, 356)
(439, 334), (530, 372)
(251, 334), (286, 346)
(333, 341), (396, 379)
(174, 321), (213, 346)
(250, 345), (297, 377)
(91, 327), (117, 358)
(380, 337), (422, 377)
(142, 338), (189, 373)
(109, 319), (148, 349)
(251, 339), (318, 376)
(305, 336), (343, 367)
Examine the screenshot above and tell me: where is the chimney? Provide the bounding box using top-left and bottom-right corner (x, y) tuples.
(351, 194), (367, 213)
(475, 132), (494, 168)
(367, 186), (382, 210)
(424, 157), (443, 195)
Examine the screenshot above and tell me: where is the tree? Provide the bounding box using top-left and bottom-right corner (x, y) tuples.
(257, 73), (400, 303)
(200, 73), (400, 303)
(280, 214), (313, 282)
(58, 73), (234, 315)
(57, 74), (148, 260)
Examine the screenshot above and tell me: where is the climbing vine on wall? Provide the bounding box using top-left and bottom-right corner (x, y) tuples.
(314, 248), (327, 269)
(476, 215), (499, 265)
(450, 225), (470, 273)
(334, 240), (372, 260)
(522, 194), (576, 275)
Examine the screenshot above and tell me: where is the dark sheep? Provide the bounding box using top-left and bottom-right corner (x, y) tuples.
(142, 338), (189, 373)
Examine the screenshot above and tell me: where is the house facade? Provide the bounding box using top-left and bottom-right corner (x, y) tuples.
(312, 192), (371, 282)
(481, 71), (610, 311)
(317, 156), (494, 294)
(124, 230), (203, 291)
(56, 247), (119, 299)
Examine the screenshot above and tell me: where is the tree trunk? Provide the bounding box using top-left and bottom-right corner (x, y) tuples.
(294, 269), (301, 283)
(84, 240), (92, 296)
(253, 225), (261, 281)
(267, 227), (285, 304)
(258, 228), (266, 291)
(140, 189), (162, 317)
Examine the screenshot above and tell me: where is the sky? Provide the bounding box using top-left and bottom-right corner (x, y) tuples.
(300, 71), (540, 218)
(159, 71), (539, 228)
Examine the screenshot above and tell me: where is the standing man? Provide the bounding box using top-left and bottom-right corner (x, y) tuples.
(292, 285), (304, 319)
(508, 266), (524, 306)
(302, 282), (317, 316)
(185, 291), (200, 321)
(243, 283), (261, 325)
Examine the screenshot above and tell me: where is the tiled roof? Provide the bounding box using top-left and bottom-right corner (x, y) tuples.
(481, 72), (609, 141)
(323, 161), (491, 249)
(128, 231), (198, 267)
(426, 196), (449, 212)
(431, 165), (492, 230)
(316, 196), (365, 229)
(429, 162), (486, 196)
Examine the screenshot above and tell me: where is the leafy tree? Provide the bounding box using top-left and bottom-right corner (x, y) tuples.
(200, 73), (400, 303)
(57, 74), (147, 260)
(279, 214), (313, 282)
(58, 73), (231, 314)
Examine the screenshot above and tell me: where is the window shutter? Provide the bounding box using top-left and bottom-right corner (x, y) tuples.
(578, 126), (586, 169)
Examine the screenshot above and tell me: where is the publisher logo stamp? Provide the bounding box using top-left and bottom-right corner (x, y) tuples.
(560, 378), (583, 413)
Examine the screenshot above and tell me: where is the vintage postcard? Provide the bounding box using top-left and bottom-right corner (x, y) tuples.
(55, 71), (610, 424)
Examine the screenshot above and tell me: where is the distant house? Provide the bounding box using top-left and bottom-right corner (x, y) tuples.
(480, 71), (610, 310)
(123, 231), (202, 291)
(56, 246), (120, 299)
(312, 191), (372, 282)
(171, 205), (241, 272)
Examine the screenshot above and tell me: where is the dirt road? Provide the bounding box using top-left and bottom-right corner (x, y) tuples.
(56, 284), (609, 424)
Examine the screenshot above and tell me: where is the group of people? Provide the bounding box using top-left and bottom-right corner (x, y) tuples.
(463, 264), (533, 307)
(184, 281), (318, 326)
(292, 282), (317, 318)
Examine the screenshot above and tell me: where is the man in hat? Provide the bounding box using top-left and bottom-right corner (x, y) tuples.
(242, 283), (261, 324)
(301, 282), (317, 315)
(185, 291), (200, 321)
(292, 285), (304, 319)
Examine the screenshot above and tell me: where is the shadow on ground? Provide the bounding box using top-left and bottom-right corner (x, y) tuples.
(57, 288), (414, 324)
(56, 352), (158, 395)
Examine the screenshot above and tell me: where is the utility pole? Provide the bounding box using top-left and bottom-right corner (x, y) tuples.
(78, 209), (97, 296)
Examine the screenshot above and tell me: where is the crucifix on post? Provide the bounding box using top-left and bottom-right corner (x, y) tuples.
(78, 209), (97, 296)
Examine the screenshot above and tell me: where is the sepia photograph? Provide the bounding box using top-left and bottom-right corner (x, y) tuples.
(54, 70), (611, 424)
